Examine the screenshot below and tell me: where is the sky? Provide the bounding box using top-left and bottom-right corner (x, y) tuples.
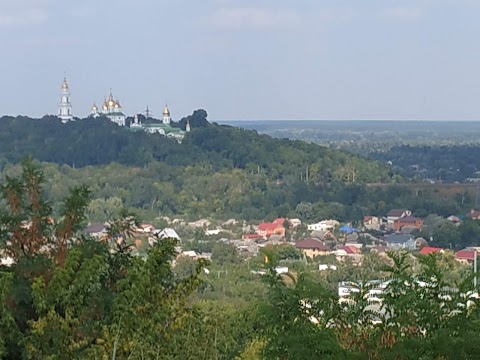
(0, 0), (479, 121)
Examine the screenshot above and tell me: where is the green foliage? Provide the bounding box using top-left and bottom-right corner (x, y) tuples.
(371, 144), (480, 182)
(260, 271), (348, 359)
(0, 162), (208, 359)
(260, 251), (480, 359)
(4, 135), (480, 359)
(0, 113), (403, 224)
(212, 242), (240, 265)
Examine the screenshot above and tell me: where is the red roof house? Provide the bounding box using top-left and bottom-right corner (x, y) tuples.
(257, 222), (285, 238)
(340, 245), (362, 254)
(419, 247), (443, 255)
(455, 250), (477, 263)
(272, 218), (293, 228)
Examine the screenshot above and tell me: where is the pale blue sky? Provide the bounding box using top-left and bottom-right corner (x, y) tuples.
(0, 0), (479, 120)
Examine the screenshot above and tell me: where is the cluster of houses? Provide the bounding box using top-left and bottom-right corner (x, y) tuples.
(234, 208), (480, 266)
(5, 206), (480, 269)
(364, 209), (424, 232)
(82, 222), (208, 261)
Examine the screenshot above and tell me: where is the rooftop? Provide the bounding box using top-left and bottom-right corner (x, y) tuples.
(296, 239), (330, 251)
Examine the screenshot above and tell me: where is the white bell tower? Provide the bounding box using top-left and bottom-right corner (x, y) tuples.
(58, 77), (73, 122)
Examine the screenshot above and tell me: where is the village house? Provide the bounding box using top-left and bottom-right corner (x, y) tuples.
(289, 218), (302, 228)
(363, 216), (384, 231)
(156, 228), (181, 241)
(387, 209), (412, 225)
(205, 228), (228, 236)
(257, 218), (292, 238)
(385, 233), (416, 251)
(419, 246), (444, 255)
(85, 223), (106, 238)
(344, 232), (359, 243)
(466, 209), (480, 220)
(455, 247), (480, 264)
(334, 245), (363, 264)
(134, 224), (156, 234)
(319, 264), (337, 271)
(187, 219), (211, 228)
(242, 233), (263, 241)
(335, 245), (362, 255)
(370, 246), (388, 256)
(310, 230), (336, 242)
(177, 251), (212, 261)
(307, 219), (339, 232)
(231, 240), (259, 258)
(257, 222), (285, 238)
(447, 215), (462, 223)
(393, 216), (424, 231)
(295, 238), (331, 259)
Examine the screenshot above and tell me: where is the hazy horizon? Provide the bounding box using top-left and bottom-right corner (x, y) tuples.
(1, 0), (479, 121)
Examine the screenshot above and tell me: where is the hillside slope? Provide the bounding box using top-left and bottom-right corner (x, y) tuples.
(0, 112), (391, 184)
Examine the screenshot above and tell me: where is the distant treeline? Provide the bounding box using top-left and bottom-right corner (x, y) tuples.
(370, 145), (480, 182)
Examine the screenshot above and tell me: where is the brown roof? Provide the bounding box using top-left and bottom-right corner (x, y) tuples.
(296, 239), (330, 251)
(310, 230), (335, 241)
(467, 209), (480, 218)
(387, 209), (408, 217)
(396, 216), (421, 223)
(370, 246), (388, 254)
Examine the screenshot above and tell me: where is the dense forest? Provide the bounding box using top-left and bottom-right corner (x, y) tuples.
(0, 112), (390, 182)
(0, 161), (471, 225)
(0, 111), (406, 223)
(231, 120), (480, 183)
(1, 163), (479, 359)
(369, 145), (480, 182)
(0, 112), (478, 223)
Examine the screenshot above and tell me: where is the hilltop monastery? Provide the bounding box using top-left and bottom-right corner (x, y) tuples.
(57, 77), (190, 141)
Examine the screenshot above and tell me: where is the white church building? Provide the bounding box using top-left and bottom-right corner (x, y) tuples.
(55, 76), (190, 142)
(90, 91), (126, 126)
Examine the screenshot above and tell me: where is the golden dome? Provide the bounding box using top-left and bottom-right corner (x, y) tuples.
(92, 102), (98, 111)
(163, 106), (170, 116)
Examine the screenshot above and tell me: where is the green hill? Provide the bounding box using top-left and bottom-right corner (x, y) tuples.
(0, 110), (398, 222)
(0, 111), (391, 183)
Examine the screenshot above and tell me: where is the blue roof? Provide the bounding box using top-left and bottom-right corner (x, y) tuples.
(339, 225), (359, 233)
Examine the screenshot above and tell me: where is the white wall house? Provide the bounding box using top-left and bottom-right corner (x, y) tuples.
(307, 220), (339, 231)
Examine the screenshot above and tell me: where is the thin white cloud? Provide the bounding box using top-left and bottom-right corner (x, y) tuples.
(0, 9), (48, 28)
(381, 6), (423, 21)
(206, 7), (300, 30)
